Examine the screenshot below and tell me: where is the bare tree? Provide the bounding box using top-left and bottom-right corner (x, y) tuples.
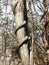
(11, 0), (30, 65)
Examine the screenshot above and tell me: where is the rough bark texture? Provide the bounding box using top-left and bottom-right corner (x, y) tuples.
(26, 0), (34, 65)
(11, 0), (30, 65)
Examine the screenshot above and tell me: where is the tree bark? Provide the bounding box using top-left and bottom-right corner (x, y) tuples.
(11, 0), (30, 65)
(26, 0), (34, 65)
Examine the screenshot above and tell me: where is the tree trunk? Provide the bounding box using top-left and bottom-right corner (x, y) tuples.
(26, 0), (34, 65)
(11, 0), (30, 65)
